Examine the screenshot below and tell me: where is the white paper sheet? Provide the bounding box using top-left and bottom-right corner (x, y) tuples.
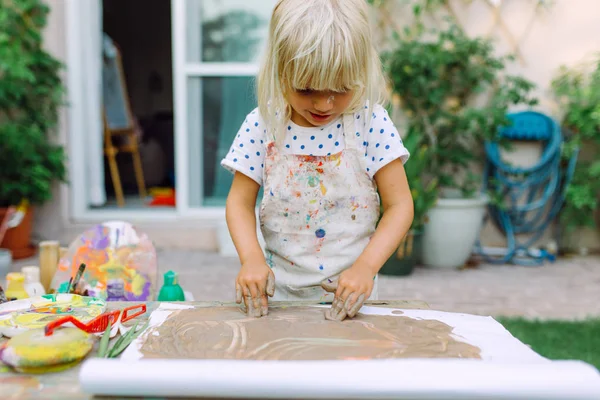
(80, 358), (600, 399)
(80, 304), (600, 399)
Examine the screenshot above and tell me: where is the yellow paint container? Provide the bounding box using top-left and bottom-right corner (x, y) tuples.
(5, 273), (29, 300)
(0, 328), (94, 373)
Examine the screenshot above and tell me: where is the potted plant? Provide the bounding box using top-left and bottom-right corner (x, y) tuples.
(379, 129), (438, 276)
(0, 0), (67, 259)
(550, 58), (600, 254)
(384, 22), (537, 268)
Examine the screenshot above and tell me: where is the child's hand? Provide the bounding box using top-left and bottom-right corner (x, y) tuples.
(236, 261), (275, 318)
(321, 267), (374, 321)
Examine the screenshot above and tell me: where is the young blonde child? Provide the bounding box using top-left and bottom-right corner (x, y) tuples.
(222, 0), (413, 320)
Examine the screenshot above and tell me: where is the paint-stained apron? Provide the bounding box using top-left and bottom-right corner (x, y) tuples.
(259, 114), (380, 302)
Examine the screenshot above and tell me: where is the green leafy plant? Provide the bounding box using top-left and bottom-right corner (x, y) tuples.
(551, 57), (600, 232)
(0, 0), (67, 207)
(401, 129), (438, 232)
(383, 22), (538, 199)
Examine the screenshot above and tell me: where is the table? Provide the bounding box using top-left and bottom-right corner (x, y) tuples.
(0, 299), (430, 399)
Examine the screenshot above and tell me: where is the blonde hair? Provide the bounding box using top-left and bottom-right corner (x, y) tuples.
(257, 0), (388, 142)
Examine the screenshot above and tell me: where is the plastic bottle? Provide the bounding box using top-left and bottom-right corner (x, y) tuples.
(22, 266), (46, 297)
(5, 272), (29, 300)
(0, 249), (11, 287)
(157, 270), (185, 301)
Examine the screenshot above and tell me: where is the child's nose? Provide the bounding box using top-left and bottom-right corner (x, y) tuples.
(313, 95), (334, 113)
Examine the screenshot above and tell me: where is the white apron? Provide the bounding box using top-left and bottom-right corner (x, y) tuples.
(259, 113), (380, 302)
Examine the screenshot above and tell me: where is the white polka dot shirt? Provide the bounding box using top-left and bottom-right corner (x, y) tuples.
(221, 104), (410, 186)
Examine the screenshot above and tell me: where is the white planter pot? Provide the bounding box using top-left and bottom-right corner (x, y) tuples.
(422, 194), (489, 268)
(217, 209), (265, 257)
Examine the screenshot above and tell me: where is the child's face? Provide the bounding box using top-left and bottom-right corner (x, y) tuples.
(287, 89), (354, 127)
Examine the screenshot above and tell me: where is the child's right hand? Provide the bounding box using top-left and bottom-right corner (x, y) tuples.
(235, 261), (275, 318)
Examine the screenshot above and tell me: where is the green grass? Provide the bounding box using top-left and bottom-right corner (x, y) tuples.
(498, 317), (600, 370)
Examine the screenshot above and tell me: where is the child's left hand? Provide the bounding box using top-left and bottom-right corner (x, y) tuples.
(321, 266), (374, 321)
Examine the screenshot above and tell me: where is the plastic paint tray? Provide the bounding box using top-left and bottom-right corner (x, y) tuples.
(0, 294), (106, 338)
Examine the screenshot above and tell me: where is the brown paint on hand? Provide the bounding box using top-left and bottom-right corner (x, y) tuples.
(139, 307), (481, 361)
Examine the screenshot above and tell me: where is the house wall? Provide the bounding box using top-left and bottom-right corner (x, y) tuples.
(34, 0), (69, 244)
(37, 0), (599, 252)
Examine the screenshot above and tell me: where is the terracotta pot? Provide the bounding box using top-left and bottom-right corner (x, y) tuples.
(0, 207), (35, 260)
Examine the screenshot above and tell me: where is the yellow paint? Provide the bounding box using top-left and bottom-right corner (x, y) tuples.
(1, 328), (93, 371)
(13, 359), (83, 374)
(131, 272), (146, 296)
(0, 294), (106, 333)
(320, 181), (327, 195)
(5, 273), (29, 300)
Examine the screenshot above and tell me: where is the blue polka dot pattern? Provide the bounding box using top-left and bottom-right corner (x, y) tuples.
(221, 104), (409, 187)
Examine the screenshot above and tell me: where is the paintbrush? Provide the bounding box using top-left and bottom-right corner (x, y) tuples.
(69, 263), (87, 294)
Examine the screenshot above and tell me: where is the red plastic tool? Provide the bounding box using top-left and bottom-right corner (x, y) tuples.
(44, 303), (146, 336)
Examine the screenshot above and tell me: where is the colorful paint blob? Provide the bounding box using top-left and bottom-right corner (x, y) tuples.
(315, 228), (326, 238)
(0, 327), (93, 373)
(0, 294), (106, 338)
(50, 221), (158, 301)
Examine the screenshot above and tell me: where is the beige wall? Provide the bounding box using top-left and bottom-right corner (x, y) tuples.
(38, 0), (599, 252)
(34, 0), (69, 243)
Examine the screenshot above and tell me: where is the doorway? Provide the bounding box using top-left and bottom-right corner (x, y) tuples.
(100, 0), (175, 210)
(67, 0), (276, 221)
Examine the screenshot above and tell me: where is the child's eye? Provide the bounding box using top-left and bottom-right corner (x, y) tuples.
(296, 89), (314, 95)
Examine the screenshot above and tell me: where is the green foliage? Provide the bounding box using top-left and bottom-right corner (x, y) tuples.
(551, 58), (600, 232)
(401, 128), (438, 232)
(0, 0), (67, 207)
(383, 22), (538, 198)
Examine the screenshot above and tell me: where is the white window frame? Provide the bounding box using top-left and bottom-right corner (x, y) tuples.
(65, 0), (260, 223)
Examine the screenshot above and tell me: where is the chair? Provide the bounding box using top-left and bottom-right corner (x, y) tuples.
(102, 39), (147, 207)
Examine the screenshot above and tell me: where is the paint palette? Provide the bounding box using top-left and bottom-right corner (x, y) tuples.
(0, 294), (106, 337)
(0, 327), (94, 373)
(49, 221), (158, 301)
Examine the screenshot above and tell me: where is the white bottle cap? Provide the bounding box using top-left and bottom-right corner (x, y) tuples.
(21, 266), (41, 283)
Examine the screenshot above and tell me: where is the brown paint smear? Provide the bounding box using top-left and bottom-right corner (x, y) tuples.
(139, 307), (481, 361)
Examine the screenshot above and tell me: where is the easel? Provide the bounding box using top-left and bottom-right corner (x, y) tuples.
(102, 42), (147, 207)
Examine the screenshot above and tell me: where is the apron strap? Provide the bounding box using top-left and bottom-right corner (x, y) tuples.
(342, 113), (359, 150)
